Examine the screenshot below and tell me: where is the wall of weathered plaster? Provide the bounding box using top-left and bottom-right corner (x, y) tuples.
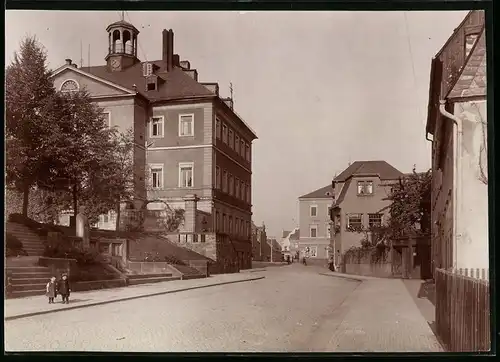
(454, 100), (489, 270)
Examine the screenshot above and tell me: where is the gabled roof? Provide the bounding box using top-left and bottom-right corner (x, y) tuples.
(425, 10), (485, 134)
(299, 184), (334, 199)
(334, 161), (403, 182)
(333, 178), (352, 207)
(80, 61), (215, 102)
(447, 27), (486, 99)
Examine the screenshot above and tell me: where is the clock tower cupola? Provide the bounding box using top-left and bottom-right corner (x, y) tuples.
(105, 13), (140, 72)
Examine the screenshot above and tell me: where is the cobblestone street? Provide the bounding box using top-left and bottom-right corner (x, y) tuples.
(4, 265), (442, 352)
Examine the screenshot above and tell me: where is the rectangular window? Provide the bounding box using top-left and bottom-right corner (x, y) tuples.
(357, 181), (374, 195)
(310, 225), (318, 238)
(215, 166), (221, 189)
(229, 129), (234, 149)
(229, 174), (234, 196)
(347, 213), (363, 230)
(229, 216), (233, 234)
(179, 163), (194, 188)
(101, 112), (111, 128)
(150, 164), (163, 189)
(368, 213), (383, 228)
(235, 135), (240, 155)
(223, 213), (227, 233)
(246, 143), (250, 161)
(247, 183), (251, 203)
(223, 170), (228, 192)
(102, 213), (109, 223)
(310, 205), (317, 217)
(215, 118), (221, 139)
(222, 124), (228, 143)
(216, 211), (220, 231)
(241, 183), (245, 201)
(310, 246), (318, 257)
(246, 221), (250, 239)
(150, 116), (164, 138)
(236, 218), (240, 236)
(179, 114), (194, 137)
(235, 178), (240, 199)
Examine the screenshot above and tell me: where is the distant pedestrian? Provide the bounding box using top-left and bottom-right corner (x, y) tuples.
(46, 276), (57, 304)
(302, 256), (307, 266)
(58, 273), (71, 304)
(328, 255), (336, 271)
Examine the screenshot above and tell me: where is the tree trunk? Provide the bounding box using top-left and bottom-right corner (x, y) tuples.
(72, 183), (78, 217)
(115, 201), (121, 231)
(22, 184), (30, 217)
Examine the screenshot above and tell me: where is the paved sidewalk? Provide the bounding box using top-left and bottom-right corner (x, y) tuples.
(4, 273), (264, 321)
(326, 278), (444, 352)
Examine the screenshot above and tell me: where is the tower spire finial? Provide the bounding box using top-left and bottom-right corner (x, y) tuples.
(121, 11), (125, 21)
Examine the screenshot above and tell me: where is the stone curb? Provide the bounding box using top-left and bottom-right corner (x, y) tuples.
(4, 276), (265, 321)
(319, 272), (372, 282)
(241, 268), (267, 273)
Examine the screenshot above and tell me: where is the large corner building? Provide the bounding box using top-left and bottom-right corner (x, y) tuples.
(51, 19), (257, 266)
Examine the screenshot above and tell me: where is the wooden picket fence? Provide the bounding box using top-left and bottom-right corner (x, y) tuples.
(435, 268), (490, 352)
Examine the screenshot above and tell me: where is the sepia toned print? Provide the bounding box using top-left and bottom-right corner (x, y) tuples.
(4, 10), (489, 353)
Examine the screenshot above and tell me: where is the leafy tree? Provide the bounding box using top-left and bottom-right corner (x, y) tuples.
(5, 36), (59, 216)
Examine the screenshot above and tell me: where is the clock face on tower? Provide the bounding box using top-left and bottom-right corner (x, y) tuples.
(111, 59), (120, 70)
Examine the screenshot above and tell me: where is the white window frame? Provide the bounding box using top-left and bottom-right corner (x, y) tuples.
(235, 178), (240, 198)
(101, 111), (111, 128)
(228, 129), (234, 149)
(310, 225), (318, 238)
(310, 205), (318, 217)
(179, 113), (194, 137)
(246, 143), (251, 161)
(178, 162), (194, 188)
(150, 115), (164, 138)
(347, 213), (363, 230)
(149, 163), (164, 190)
(215, 166), (221, 189)
(223, 170), (228, 193)
(60, 79), (80, 93)
(357, 180), (374, 196)
(222, 124), (228, 143)
(246, 183), (251, 203)
(235, 134), (240, 155)
(310, 246), (318, 258)
(215, 117), (221, 139)
(229, 174), (234, 196)
(368, 213), (383, 228)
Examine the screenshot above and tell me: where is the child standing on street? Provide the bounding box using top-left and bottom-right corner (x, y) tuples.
(46, 276), (57, 304)
(58, 273), (71, 304)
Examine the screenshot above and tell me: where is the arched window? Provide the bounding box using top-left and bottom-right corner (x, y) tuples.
(112, 30), (122, 53)
(60, 79), (79, 93)
(123, 30), (133, 55)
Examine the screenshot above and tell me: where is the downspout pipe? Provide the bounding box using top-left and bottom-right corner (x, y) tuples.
(439, 99), (463, 270)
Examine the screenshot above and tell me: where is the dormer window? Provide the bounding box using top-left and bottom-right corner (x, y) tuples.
(357, 181), (373, 196)
(146, 75), (158, 92)
(60, 79), (79, 93)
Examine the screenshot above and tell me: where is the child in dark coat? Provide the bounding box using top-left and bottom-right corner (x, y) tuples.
(46, 276), (57, 304)
(58, 274), (71, 304)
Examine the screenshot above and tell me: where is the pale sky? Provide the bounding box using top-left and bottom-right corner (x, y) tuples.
(5, 10), (468, 238)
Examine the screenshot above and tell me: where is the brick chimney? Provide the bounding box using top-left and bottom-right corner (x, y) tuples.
(162, 29), (174, 71)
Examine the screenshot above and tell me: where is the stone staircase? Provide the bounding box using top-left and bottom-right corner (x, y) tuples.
(6, 222), (46, 256)
(173, 264), (206, 280)
(6, 266), (52, 298)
